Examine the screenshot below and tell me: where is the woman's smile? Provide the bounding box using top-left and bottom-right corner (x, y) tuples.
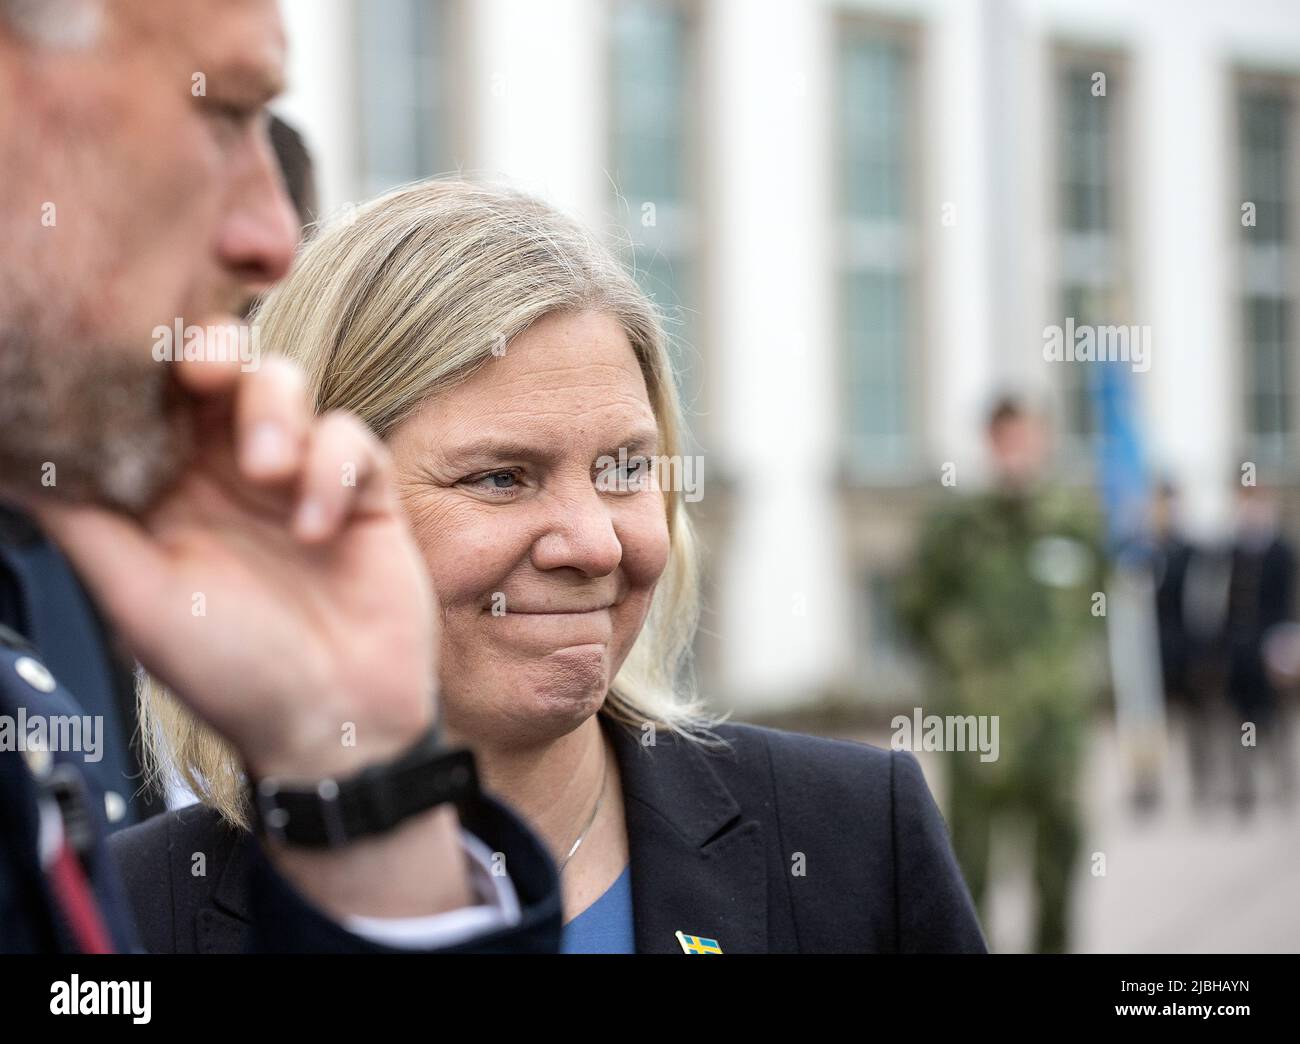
(487, 605), (616, 650)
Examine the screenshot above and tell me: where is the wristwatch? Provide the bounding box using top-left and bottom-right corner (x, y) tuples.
(248, 721), (479, 848)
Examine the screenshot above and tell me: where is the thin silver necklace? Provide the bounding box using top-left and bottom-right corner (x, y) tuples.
(557, 742), (609, 874)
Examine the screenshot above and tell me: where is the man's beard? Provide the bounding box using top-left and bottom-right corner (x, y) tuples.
(0, 314), (194, 513)
(0, 112), (205, 515)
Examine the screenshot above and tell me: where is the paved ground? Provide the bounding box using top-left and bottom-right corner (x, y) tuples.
(845, 718), (1300, 953)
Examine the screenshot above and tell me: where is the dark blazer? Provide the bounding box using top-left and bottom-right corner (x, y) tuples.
(111, 713), (987, 953)
(1225, 535), (1296, 716)
(0, 505), (162, 828)
(0, 510), (561, 954)
(0, 623), (141, 951)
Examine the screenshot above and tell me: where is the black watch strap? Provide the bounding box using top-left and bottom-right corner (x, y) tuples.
(248, 722), (479, 848)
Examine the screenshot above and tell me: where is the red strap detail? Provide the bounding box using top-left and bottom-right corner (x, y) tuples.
(47, 839), (115, 954)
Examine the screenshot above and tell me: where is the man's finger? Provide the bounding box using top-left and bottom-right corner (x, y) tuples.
(234, 357), (311, 483)
(293, 410), (394, 543)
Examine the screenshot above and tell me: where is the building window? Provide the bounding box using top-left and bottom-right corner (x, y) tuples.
(607, 0), (699, 407)
(853, 567), (918, 697)
(356, 0), (454, 198)
(837, 24), (917, 475)
(1053, 55), (1128, 452)
(1239, 81), (1295, 461)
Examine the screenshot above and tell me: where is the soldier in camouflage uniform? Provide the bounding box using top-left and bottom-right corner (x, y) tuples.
(899, 398), (1107, 953)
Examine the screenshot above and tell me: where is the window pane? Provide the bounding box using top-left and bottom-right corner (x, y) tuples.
(609, 0), (696, 402)
(840, 35), (908, 222)
(1059, 283), (1114, 438)
(1056, 59), (1121, 447)
(1246, 295), (1290, 438)
(839, 27), (914, 467)
(844, 269), (908, 460)
(1241, 90), (1289, 244)
(1239, 81), (1294, 454)
(357, 0), (449, 196)
(1061, 68), (1111, 233)
(611, 1), (688, 206)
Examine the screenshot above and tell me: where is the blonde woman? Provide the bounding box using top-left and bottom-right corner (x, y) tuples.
(109, 178), (986, 954)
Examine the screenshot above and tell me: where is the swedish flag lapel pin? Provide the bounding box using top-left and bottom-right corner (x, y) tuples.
(675, 931), (723, 954)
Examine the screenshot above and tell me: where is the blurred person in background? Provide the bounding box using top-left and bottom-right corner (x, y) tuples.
(1178, 526), (1234, 810)
(1222, 484), (1296, 814)
(268, 115), (319, 235)
(900, 397), (1106, 953)
(111, 177), (988, 955)
(1151, 481), (1192, 716)
(1109, 478), (1193, 815)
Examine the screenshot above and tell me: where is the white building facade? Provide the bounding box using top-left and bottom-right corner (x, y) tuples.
(275, 0), (1300, 716)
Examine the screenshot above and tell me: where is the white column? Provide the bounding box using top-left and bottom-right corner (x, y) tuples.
(465, 0), (604, 224)
(704, 0), (847, 712)
(276, 0), (359, 215)
(925, 0), (997, 477)
(1132, 22), (1233, 539)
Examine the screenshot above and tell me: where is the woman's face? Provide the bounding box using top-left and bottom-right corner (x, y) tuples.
(387, 310), (671, 749)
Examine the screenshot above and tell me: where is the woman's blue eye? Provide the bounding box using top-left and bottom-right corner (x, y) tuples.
(466, 469), (519, 493)
(623, 457), (653, 483)
(596, 455), (651, 492)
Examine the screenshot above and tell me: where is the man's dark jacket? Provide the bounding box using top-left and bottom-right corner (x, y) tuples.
(0, 510), (561, 953)
(112, 714), (988, 954)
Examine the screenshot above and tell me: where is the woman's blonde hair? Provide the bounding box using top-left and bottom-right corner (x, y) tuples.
(140, 178), (715, 827)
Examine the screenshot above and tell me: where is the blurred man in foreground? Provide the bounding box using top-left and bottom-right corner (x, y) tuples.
(0, 0), (559, 952)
